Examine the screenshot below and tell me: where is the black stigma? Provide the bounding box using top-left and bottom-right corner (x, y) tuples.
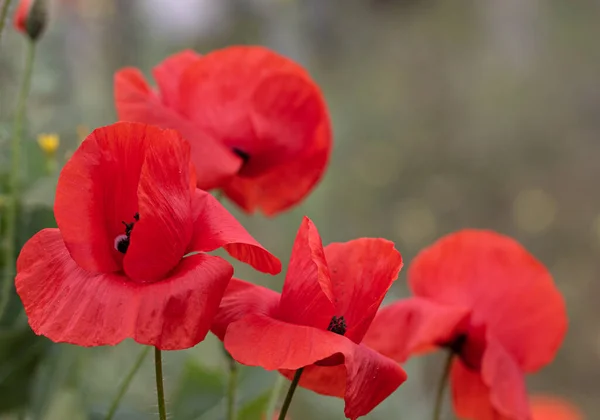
(116, 213), (140, 254)
(327, 315), (347, 336)
(232, 148), (250, 164)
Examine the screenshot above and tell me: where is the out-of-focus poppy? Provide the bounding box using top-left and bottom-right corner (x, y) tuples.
(13, 0), (31, 33)
(364, 230), (567, 420)
(16, 122), (281, 350)
(211, 217), (407, 419)
(114, 46), (332, 216)
(531, 396), (583, 420)
(13, 0), (46, 40)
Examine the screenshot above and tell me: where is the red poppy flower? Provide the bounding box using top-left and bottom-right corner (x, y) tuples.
(114, 46), (332, 216)
(363, 230), (567, 420)
(15, 122), (281, 350)
(531, 396), (583, 420)
(13, 0), (31, 33)
(211, 217), (407, 419)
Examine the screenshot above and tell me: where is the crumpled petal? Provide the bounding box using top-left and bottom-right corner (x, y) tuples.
(323, 238), (403, 343)
(188, 189), (281, 275)
(278, 217), (335, 329)
(114, 68), (242, 190)
(211, 278), (280, 340)
(409, 229), (567, 372)
(16, 229), (233, 349)
(363, 298), (470, 362)
(224, 313), (407, 419)
(123, 125), (194, 282)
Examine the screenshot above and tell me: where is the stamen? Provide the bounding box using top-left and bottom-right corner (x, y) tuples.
(327, 315), (347, 336)
(114, 212), (140, 254)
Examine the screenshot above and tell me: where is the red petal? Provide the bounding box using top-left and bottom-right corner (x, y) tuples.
(188, 189), (281, 275)
(409, 229), (567, 372)
(114, 68), (242, 190)
(363, 298), (470, 362)
(123, 126), (194, 282)
(480, 336), (530, 420)
(211, 278), (280, 341)
(152, 50), (201, 110)
(54, 122), (149, 273)
(16, 229), (233, 349)
(451, 360), (508, 420)
(224, 313), (407, 419)
(178, 46), (332, 216)
(323, 238), (403, 343)
(531, 396), (583, 420)
(278, 217), (335, 329)
(13, 0), (30, 33)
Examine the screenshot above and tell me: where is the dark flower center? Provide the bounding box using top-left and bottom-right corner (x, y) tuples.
(327, 315), (347, 336)
(446, 333), (467, 354)
(114, 212), (139, 254)
(232, 148), (250, 164)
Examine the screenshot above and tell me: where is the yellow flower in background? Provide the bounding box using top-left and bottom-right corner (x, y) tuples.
(37, 133), (59, 156)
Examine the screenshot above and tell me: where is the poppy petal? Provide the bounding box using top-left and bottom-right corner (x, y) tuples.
(278, 217), (335, 329)
(152, 50), (201, 110)
(409, 229), (567, 372)
(54, 122), (152, 274)
(211, 278), (280, 341)
(224, 313), (407, 419)
(323, 238), (403, 343)
(279, 364), (346, 399)
(16, 229), (234, 349)
(363, 298), (470, 362)
(451, 359), (508, 420)
(531, 396), (583, 420)
(481, 336), (530, 420)
(114, 68), (242, 190)
(178, 46), (332, 216)
(188, 189), (281, 275)
(122, 126), (194, 283)
(13, 0), (31, 33)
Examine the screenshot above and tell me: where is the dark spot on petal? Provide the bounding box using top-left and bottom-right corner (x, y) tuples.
(327, 315), (347, 336)
(232, 148), (250, 164)
(115, 234), (130, 254)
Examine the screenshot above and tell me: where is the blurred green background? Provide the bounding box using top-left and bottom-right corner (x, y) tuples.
(0, 0), (598, 418)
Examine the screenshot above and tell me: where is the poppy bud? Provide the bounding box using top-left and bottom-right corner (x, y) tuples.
(14, 0), (48, 41)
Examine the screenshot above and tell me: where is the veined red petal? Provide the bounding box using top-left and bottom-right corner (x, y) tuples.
(211, 278), (280, 341)
(363, 298), (470, 362)
(123, 127), (194, 282)
(152, 50), (201, 110)
(178, 46), (332, 216)
(188, 189), (281, 275)
(409, 229), (567, 372)
(16, 229), (234, 349)
(114, 68), (242, 190)
(323, 238), (403, 343)
(278, 217), (335, 329)
(54, 122), (150, 273)
(224, 313), (407, 419)
(13, 0), (31, 33)
(531, 396), (583, 420)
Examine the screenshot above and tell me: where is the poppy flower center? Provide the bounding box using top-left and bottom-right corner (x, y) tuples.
(232, 148), (250, 165)
(327, 315), (347, 336)
(114, 212), (139, 254)
(444, 332), (485, 371)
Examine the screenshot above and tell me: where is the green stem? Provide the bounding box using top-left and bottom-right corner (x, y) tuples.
(226, 352), (238, 420)
(265, 375), (286, 420)
(0, 39), (36, 321)
(104, 346), (151, 420)
(154, 347), (167, 420)
(0, 0), (13, 45)
(432, 351), (454, 420)
(277, 368), (303, 420)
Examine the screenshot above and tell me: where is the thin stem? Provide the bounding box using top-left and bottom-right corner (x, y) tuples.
(265, 375), (286, 420)
(278, 368), (303, 420)
(104, 346), (151, 420)
(0, 0), (13, 45)
(0, 40), (36, 321)
(226, 352), (238, 420)
(432, 351), (454, 420)
(154, 347), (167, 420)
